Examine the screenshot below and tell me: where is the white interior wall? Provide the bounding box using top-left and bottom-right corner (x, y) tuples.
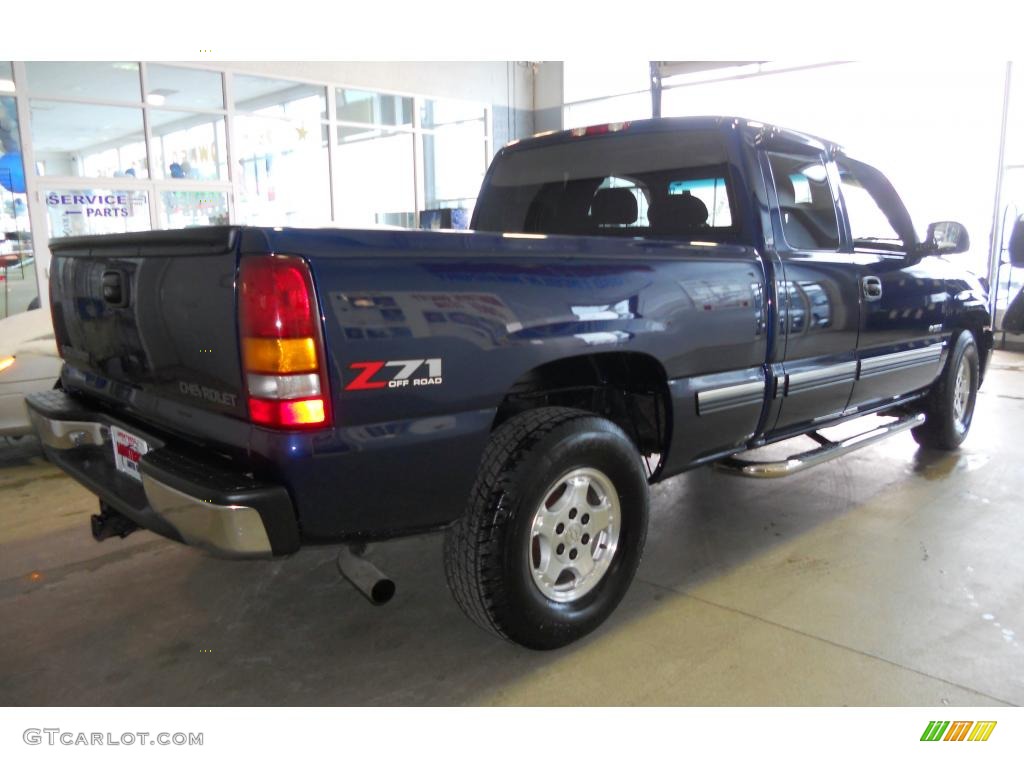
(533, 62), (564, 133)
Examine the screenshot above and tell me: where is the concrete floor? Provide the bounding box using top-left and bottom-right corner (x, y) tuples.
(1, 351), (1022, 706)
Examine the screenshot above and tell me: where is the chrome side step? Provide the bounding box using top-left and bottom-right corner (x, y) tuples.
(714, 412), (926, 479)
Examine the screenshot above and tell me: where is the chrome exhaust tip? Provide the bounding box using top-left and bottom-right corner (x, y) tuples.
(337, 545), (395, 605)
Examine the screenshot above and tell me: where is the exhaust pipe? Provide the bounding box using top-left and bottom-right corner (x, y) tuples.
(337, 544), (395, 605)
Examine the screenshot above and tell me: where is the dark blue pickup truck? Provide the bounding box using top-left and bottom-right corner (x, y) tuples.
(28, 116), (992, 649)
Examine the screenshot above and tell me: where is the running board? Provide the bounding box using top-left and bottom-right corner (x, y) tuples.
(714, 412), (926, 479)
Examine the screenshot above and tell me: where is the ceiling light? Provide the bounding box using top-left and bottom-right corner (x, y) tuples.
(0, 79), (14, 92)
(146, 93), (166, 106)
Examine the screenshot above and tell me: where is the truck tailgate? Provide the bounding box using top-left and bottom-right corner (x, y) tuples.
(48, 227), (249, 447)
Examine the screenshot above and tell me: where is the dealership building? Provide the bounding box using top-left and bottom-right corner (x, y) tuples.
(3, 61), (1022, 322)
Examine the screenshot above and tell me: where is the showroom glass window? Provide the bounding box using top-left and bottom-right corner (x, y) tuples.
(233, 75), (330, 226)
(25, 62), (233, 236)
(0, 65), (40, 318)
(334, 88), (417, 227)
(27, 63), (154, 242)
(421, 98), (488, 223)
(998, 73), (1024, 309)
(333, 89), (489, 228)
(562, 60), (651, 130)
(145, 65), (231, 228)
(148, 64), (226, 182)
(27, 62), (149, 180)
(14, 63), (499, 261)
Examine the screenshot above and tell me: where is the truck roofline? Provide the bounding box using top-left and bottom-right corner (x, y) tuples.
(501, 115), (841, 157)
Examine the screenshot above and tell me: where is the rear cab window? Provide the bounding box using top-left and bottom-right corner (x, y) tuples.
(764, 150), (841, 251)
(473, 129), (745, 245)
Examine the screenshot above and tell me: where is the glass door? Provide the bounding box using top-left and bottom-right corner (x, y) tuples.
(153, 183), (231, 229)
(0, 91), (38, 317)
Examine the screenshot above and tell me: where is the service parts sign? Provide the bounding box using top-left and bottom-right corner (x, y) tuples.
(45, 190), (149, 237)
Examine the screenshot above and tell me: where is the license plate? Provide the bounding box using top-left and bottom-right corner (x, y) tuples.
(111, 425), (149, 482)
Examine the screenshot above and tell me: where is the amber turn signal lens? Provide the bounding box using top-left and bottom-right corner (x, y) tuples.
(242, 337), (318, 374)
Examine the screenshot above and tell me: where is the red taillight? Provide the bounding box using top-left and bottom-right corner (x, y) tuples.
(248, 397), (326, 427)
(239, 257), (316, 338)
(238, 255), (331, 429)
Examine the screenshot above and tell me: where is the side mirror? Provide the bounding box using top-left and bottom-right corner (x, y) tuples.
(1010, 216), (1024, 267)
(924, 221), (970, 256)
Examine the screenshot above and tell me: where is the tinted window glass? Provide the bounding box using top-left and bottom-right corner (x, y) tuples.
(669, 177), (731, 226)
(766, 151), (839, 250)
(474, 130), (741, 243)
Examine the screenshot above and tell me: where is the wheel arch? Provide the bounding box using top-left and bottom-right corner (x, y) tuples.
(950, 310), (990, 383)
(492, 351), (672, 477)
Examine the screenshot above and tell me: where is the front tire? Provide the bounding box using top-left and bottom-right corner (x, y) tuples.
(444, 407), (649, 650)
(912, 330), (979, 450)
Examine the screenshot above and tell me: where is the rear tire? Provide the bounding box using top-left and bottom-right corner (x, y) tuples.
(912, 330), (979, 450)
(444, 407), (649, 650)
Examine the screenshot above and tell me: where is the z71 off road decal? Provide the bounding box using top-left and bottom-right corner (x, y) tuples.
(345, 359), (443, 391)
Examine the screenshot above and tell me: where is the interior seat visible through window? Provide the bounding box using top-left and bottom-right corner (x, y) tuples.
(647, 192), (708, 237)
(588, 187), (638, 229)
(766, 151), (840, 251)
(473, 129), (743, 245)
(774, 174), (822, 250)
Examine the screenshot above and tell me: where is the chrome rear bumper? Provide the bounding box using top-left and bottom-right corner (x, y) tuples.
(27, 391), (296, 558)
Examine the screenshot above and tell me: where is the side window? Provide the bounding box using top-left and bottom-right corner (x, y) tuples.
(837, 163), (902, 246)
(765, 151), (840, 251)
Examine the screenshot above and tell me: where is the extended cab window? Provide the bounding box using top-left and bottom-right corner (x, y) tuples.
(765, 151), (840, 251)
(473, 130), (741, 243)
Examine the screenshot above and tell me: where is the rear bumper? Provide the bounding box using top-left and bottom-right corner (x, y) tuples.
(0, 376), (58, 437)
(26, 389), (299, 558)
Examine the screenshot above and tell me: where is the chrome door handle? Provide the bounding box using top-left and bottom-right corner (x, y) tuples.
(862, 275), (883, 302)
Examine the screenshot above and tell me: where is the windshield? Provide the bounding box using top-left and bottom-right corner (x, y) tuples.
(473, 129), (744, 244)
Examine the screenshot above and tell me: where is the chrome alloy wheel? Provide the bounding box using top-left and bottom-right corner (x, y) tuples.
(952, 354), (972, 433)
(528, 468), (621, 603)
